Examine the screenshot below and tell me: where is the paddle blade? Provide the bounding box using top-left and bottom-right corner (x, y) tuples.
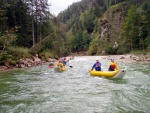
(69, 66), (73, 68)
(86, 72), (89, 75)
(86, 69), (92, 75)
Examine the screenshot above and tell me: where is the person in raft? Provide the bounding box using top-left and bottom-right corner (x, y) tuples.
(108, 58), (119, 71)
(61, 57), (67, 66)
(56, 59), (64, 68)
(91, 59), (101, 71)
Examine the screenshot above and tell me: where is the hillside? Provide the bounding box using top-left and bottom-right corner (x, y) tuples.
(0, 0), (150, 68)
(56, 0), (150, 55)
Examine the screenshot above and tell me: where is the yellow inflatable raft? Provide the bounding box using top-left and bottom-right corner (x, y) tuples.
(54, 66), (66, 72)
(89, 68), (126, 79)
(54, 62), (67, 72)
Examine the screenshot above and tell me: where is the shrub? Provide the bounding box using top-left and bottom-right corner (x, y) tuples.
(0, 46), (31, 65)
(39, 50), (57, 61)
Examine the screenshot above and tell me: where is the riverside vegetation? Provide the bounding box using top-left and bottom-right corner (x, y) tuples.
(0, 0), (150, 71)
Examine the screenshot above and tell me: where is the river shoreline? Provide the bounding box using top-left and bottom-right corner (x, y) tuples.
(1, 54), (150, 72)
(0, 62), (51, 73)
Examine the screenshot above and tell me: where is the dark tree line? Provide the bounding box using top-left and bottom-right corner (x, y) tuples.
(0, 0), (150, 58)
(25, 0), (50, 45)
(0, 0), (51, 51)
(122, 2), (150, 52)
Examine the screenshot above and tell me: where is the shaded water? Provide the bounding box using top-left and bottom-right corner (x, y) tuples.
(0, 56), (150, 113)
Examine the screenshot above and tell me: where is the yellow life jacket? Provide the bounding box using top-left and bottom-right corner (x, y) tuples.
(56, 62), (64, 67)
(110, 62), (119, 70)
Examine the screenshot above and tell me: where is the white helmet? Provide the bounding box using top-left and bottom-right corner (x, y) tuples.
(110, 58), (114, 61)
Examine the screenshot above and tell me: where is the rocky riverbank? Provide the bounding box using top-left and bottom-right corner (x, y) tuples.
(100, 54), (150, 63)
(1, 54), (150, 72)
(0, 54), (75, 72)
(70, 51), (150, 63)
(0, 54), (57, 72)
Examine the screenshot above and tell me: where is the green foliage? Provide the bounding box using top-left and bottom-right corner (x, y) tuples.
(0, 46), (30, 65)
(105, 45), (124, 55)
(0, 53), (18, 66)
(122, 1), (150, 52)
(69, 31), (91, 52)
(39, 50), (57, 61)
(0, 52), (9, 65)
(129, 50), (147, 55)
(7, 46), (31, 58)
(0, 0), (150, 67)
(145, 36), (150, 50)
(0, 30), (16, 53)
(87, 37), (99, 55)
(122, 5), (138, 51)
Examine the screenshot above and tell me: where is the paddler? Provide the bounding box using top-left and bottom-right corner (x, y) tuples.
(62, 57), (67, 66)
(56, 58), (64, 68)
(91, 59), (102, 71)
(108, 58), (119, 71)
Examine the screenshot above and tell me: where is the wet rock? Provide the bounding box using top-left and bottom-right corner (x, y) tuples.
(18, 64), (25, 68)
(0, 66), (8, 71)
(146, 58), (150, 61)
(120, 55), (125, 59)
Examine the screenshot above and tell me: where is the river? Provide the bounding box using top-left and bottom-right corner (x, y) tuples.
(0, 56), (150, 113)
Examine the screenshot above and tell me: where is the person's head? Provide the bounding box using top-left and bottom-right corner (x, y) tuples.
(110, 58), (114, 62)
(96, 59), (99, 62)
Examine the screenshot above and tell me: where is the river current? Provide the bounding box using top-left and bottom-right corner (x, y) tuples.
(0, 56), (150, 113)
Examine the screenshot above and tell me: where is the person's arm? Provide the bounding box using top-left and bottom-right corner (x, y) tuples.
(99, 63), (101, 67)
(91, 63), (96, 70)
(56, 62), (59, 66)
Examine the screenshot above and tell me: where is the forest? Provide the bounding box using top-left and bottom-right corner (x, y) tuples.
(0, 0), (150, 66)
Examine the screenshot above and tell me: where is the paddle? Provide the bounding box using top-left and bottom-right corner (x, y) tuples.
(86, 69), (92, 75)
(86, 71), (89, 75)
(67, 64), (73, 68)
(66, 64), (73, 68)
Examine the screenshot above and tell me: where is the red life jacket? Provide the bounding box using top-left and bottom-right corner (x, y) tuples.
(110, 62), (116, 69)
(111, 65), (115, 69)
(96, 62), (100, 67)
